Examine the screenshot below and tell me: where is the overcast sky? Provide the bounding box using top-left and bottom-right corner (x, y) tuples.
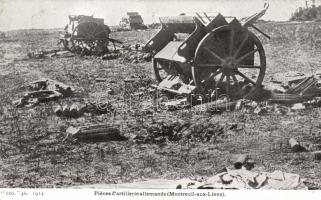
(0, 0), (319, 30)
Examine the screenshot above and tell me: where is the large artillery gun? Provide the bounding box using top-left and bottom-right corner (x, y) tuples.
(59, 15), (122, 56)
(144, 4), (270, 101)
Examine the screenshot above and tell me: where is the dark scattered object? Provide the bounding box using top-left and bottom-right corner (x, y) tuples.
(102, 52), (120, 60)
(27, 49), (74, 59)
(66, 124), (126, 142)
(69, 104), (80, 118)
(29, 79), (75, 97)
(55, 102), (114, 118)
(13, 79), (75, 107)
(13, 90), (62, 107)
(54, 105), (63, 116)
(95, 78), (107, 82)
(269, 75), (321, 104)
(312, 151), (321, 160)
(233, 154), (249, 169)
(287, 76), (318, 95)
(244, 159), (256, 170)
(289, 138), (307, 152)
(62, 105), (70, 117)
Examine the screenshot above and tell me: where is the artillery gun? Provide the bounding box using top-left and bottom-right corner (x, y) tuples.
(145, 4), (270, 101)
(59, 15), (122, 56)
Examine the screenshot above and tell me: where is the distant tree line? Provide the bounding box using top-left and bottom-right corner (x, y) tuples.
(290, 5), (321, 21)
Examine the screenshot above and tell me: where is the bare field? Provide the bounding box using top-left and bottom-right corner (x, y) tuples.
(1, 22), (321, 188)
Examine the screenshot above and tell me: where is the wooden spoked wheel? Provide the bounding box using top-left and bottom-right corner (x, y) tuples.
(70, 22), (111, 55)
(192, 25), (266, 98)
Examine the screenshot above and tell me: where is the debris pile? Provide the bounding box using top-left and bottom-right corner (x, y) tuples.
(133, 119), (228, 144)
(27, 49), (74, 59)
(288, 137), (321, 161)
(13, 79), (75, 107)
(158, 71), (321, 115)
(269, 71), (321, 104)
(178, 168), (307, 190)
(119, 45), (152, 63)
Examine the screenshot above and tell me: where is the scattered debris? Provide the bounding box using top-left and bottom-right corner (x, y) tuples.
(69, 104), (80, 118)
(95, 78), (107, 82)
(54, 105), (63, 116)
(269, 74), (321, 104)
(83, 168), (307, 189)
(102, 52), (121, 60)
(271, 71), (308, 86)
(13, 90), (62, 107)
(66, 124), (126, 142)
(133, 119), (226, 144)
(193, 99), (238, 114)
(13, 79), (74, 107)
(62, 105), (70, 116)
(232, 154), (249, 169)
(289, 138), (307, 152)
(120, 50), (152, 63)
(179, 169), (307, 190)
(54, 102), (114, 118)
(291, 103), (305, 110)
(27, 49), (74, 59)
(29, 79), (75, 96)
(312, 151), (321, 160)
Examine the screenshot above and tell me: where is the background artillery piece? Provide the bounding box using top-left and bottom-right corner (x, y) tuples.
(144, 4), (270, 100)
(119, 12), (148, 30)
(59, 15), (122, 56)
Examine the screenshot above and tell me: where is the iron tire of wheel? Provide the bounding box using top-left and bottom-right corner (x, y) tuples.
(192, 25), (266, 97)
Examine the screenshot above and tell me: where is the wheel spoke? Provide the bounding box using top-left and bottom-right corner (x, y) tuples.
(95, 30), (108, 38)
(92, 24), (99, 36)
(236, 71), (256, 85)
(229, 30), (235, 56)
(233, 33), (249, 58)
(237, 64), (261, 69)
(84, 25), (93, 38)
(232, 74), (240, 87)
(236, 48), (258, 63)
(216, 74), (225, 88)
(201, 69), (222, 83)
(226, 75), (230, 95)
(204, 47), (225, 63)
(197, 64), (222, 68)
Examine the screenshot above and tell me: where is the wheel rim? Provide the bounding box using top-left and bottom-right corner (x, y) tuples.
(70, 22), (110, 55)
(192, 25), (266, 98)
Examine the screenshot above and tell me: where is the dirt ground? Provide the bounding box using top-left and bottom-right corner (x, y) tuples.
(1, 22), (321, 188)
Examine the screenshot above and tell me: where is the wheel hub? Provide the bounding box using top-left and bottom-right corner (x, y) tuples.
(222, 57), (237, 75)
